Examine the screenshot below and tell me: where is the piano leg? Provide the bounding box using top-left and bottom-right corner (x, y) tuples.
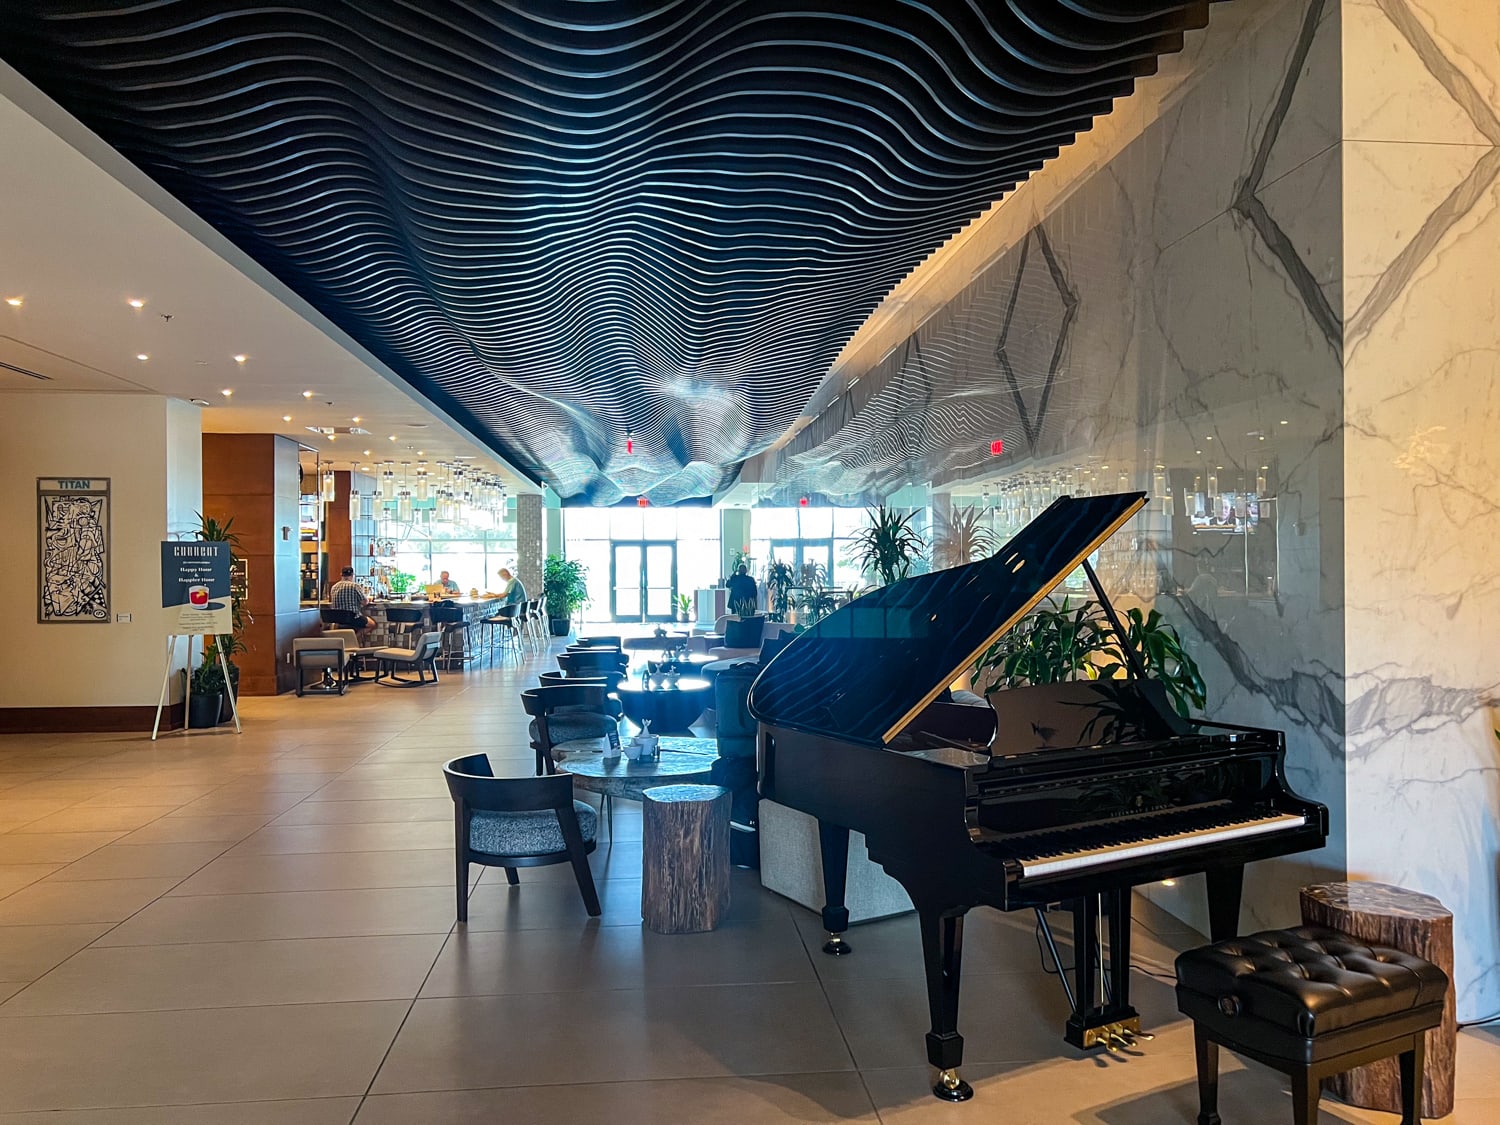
(1065, 892), (1143, 1051)
(817, 820), (853, 956)
(1205, 864), (1245, 941)
(918, 907), (973, 1102)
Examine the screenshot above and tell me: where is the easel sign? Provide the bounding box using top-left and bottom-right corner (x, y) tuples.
(152, 541), (242, 739)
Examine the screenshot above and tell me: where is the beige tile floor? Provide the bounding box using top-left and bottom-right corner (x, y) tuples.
(1, 646), (1497, 1123)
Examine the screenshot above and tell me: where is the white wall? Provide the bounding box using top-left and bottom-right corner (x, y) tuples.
(0, 392), (202, 709)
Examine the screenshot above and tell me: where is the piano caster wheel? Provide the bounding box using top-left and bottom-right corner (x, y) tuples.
(822, 933), (853, 956)
(932, 1068), (974, 1102)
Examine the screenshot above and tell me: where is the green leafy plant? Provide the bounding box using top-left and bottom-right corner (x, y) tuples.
(1096, 606), (1207, 718)
(974, 598), (1207, 718)
(543, 554), (590, 621)
(764, 560), (795, 619)
(728, 596), (758, 618)
(195, 513), (252, 675)
(845, 505), (926, 587)
(932, 504), (998, 570)
(677, 593), (692, 621)
(388, 569), (416, 596)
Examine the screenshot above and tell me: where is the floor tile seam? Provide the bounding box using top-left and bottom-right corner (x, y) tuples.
(40, 930), (456, 953)
(353, 869), (461, 1109)
(47, 835), (240, 883)
(356, 1068), (878, 1102)
(0, 994), (434, 1019)
(92, 928), (460, 948)
(0, 1094), (364, 1116)
(165, 881), (469, 897)
(413, 973), (826, 1001)
(0, 840), (241, 1002)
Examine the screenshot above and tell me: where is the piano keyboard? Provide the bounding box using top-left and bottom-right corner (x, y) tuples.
(1015, 811), (1307, 879)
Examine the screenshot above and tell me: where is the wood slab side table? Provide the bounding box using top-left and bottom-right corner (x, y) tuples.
(642, 784), (730, 934)
(1300, 881), (1455, 1118)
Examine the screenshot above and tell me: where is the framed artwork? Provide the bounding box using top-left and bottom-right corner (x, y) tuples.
(38, 477), (111, 624)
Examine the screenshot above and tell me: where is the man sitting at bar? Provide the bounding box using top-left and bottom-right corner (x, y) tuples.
(436, 570), (460, 594)
(329, 567), (376, 637)
(497, 567), (527, 606)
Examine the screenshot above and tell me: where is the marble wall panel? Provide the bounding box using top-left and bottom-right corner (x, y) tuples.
(1338, 0), (1500, 1022)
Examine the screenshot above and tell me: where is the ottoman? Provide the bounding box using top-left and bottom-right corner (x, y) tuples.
(1175, 925), (1447, 1125)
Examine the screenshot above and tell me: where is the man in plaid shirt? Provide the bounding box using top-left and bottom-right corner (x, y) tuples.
(329, 567), (375, 636)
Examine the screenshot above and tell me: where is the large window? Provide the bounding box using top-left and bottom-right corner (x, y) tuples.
(381, 506), (518, 594)
(749, 506), (872, 589)
(564, 507), (720, 623)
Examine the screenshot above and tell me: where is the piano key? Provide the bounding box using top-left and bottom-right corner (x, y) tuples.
(1016, 812), (1307, 878)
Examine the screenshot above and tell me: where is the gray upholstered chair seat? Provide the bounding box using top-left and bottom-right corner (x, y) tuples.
(529, 713), (615, 744)
(469, 801), (598, 857)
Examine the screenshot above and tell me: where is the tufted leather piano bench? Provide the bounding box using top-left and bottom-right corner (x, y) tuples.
(1174, 925), (1447, 1125)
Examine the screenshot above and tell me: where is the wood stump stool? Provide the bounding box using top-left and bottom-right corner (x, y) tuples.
(642, 784), (730, 934)
(1301, 882), (1455, 1118)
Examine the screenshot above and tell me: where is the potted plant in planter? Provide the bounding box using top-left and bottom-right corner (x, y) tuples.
(846, 505), (926, 587)
(196, 513), (252, 723)
(677, 593), (693, 623)
(764, 560), (795, 621)
(973, 597), (1207, 718)
(187, 660), (225, 728)
(542, 554), (589, 637)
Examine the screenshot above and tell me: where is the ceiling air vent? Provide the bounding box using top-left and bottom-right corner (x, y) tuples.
(0, 360), (52, 381)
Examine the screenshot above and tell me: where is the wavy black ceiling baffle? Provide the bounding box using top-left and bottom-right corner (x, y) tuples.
(2, 1), (1216, 503)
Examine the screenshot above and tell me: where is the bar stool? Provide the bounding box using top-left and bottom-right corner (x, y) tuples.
(480, 603), (522, 662)
(383, 605), (424, 648)
(429, 603), (472, 671)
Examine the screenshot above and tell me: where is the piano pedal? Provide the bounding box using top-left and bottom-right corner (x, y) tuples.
(1078, 1017), (1147, 1053)
(821, 933), (853, 957)
(932, 1068), (974, 1102)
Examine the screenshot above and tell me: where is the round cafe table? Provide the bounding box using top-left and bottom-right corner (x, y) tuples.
(615, 676), (713, 733)
(554, 735), (718, 802)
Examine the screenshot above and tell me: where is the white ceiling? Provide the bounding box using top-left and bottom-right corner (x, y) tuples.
(0, 62), (535, 491)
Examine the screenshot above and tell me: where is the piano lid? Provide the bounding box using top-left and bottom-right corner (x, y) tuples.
(747, 492), (1147, 748)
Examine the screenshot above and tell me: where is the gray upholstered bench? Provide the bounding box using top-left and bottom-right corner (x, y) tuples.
(1175, 925), (1447, 1125)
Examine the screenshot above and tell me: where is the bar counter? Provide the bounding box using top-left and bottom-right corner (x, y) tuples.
(364, 596), (506, 648)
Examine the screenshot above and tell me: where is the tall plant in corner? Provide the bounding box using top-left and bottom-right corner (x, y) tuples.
(845, 505), (926, 587)
(194, 513), (253, 697)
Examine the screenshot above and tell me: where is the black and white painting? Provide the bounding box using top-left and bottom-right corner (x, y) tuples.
(38, 477), (111, 624)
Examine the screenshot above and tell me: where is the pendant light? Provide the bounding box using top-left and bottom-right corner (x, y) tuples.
(397, 462), (413, 524)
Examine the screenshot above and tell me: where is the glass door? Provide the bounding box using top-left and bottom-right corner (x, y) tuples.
(611, 543), (642, 620)
(611, 540), (677, 622)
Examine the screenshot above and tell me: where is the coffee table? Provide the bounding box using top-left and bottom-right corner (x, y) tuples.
(615, 676), (713, 733)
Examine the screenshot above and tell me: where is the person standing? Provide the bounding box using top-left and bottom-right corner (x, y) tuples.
(329, 567), (375, 636)
(726, 562), (757, 613)
(497, 567), (527, 605)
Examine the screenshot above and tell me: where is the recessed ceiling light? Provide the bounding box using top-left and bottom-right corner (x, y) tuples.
(327, 434), (336, 442)
(283, 414), (292, 422)
(302, 390), (314, 398)
(127, 298), (145, 309)
(233, 354), (247, 364)
(388, 434), (397, 441)
(4, 297), (21, 307)
(363, 449), (371, 455)
(189, 398), (211, 407)
(351, 416), (361, 424)
(1205, 436), (1212, 441)
(221, 388), (233, 397)
(1195, 449), (1202, 455)
(136, 354), (149, 361)
(1279, 419), (1289, 425)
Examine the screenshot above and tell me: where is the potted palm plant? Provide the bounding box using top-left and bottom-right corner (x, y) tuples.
(845, 505), (926, 587)
(543, 554), (590, 636)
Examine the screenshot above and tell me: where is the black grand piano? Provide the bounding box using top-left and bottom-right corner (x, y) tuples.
(749, 492), (1327, 1101)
